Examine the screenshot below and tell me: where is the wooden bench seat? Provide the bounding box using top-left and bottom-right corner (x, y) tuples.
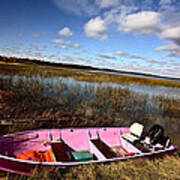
(91, 139), (117, 158)
(51, 142), (72, 162)
(133, 141), (150, 153)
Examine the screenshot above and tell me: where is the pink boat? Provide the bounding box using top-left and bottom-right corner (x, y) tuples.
(0, 123), (178, 176)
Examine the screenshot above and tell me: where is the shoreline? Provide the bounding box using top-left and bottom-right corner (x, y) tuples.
(0, 56), (180, 82)
(1, 61), (180, 88)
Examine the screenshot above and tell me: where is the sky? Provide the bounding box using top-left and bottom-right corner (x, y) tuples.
(0, 0), (180, 78)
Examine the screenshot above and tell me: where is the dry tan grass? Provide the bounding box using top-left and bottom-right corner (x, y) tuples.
(2, 156), (179, 180)
(1, 62), (180, 88)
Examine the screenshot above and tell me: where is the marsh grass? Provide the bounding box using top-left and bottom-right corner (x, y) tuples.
(0, 64), (180, 133)
(0, 63), (180, 179)
(1, 63), (180, 88)
(0, 76), (158, 126)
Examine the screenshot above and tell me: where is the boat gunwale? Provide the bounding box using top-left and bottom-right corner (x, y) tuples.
(0, 146), (177, 166)
(2, 127), (127, 137)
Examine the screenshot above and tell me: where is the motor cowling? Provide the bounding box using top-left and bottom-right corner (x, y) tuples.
(159, 136), (171, 148)
(148, 124), (164, 145)
(148, 124), (171, 148)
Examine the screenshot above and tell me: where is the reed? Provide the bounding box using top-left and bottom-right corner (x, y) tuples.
(0, 66), (180, 133)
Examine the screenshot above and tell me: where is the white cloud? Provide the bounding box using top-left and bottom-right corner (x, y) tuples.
(155, 25), (180, 57)
(160, 26), (180, 45)
(55, 45), (68, 49)
(58, 27), (73, 37)
(52, 0), (162, 18)
(52, 39), (70, 45)
(118, 11), (163, 35)
(52, 0), (99, 16)
(155, 44), (180, 57)
(166, 51), (180, 57)
(98, 54), (116, 60)
(115, 51), (128, 56)
(147, 59), (167, 65)
(52, 39), (80, 49)
(96, 0), (118, 8)
(169, 62), (180, 67)
(155, 44), (179, 51)
(70, 43), (80, 48)
(115, 50), (146, 60)
(115, 9), (180, 58)
(129, 55), (146, 60)
(84, 17), (107, 40)
(30, 44), (45, 51)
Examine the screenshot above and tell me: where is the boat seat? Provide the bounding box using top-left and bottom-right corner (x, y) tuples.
(133, 141), (150, 153)
(111, 145), (129, 157)
(91, 139), (117, 158)
(51, 142), (72, 162)
(122, 123), (144, 143)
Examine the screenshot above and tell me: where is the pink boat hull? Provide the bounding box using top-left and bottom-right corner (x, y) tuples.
(0, 128), (178, 176)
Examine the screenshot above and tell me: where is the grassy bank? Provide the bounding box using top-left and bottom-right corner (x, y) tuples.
(1, 156), (180, 180)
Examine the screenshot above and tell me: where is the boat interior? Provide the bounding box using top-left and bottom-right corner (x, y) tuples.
(0, 126), (173, 163)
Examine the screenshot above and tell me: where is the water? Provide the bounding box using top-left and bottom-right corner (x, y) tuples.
(46, 77), (180, 99)
(88, 70), (180, 82)
(39, 65), (180, 82)
(1, 74), (180, 99)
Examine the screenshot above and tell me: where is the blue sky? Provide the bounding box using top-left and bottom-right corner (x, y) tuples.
(0, 0), (180, 78)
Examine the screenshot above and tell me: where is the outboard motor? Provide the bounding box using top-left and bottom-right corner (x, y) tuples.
(148, 124), (164, 145)
(148, 124), (171, 148)
(159, 136), (171, 148)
